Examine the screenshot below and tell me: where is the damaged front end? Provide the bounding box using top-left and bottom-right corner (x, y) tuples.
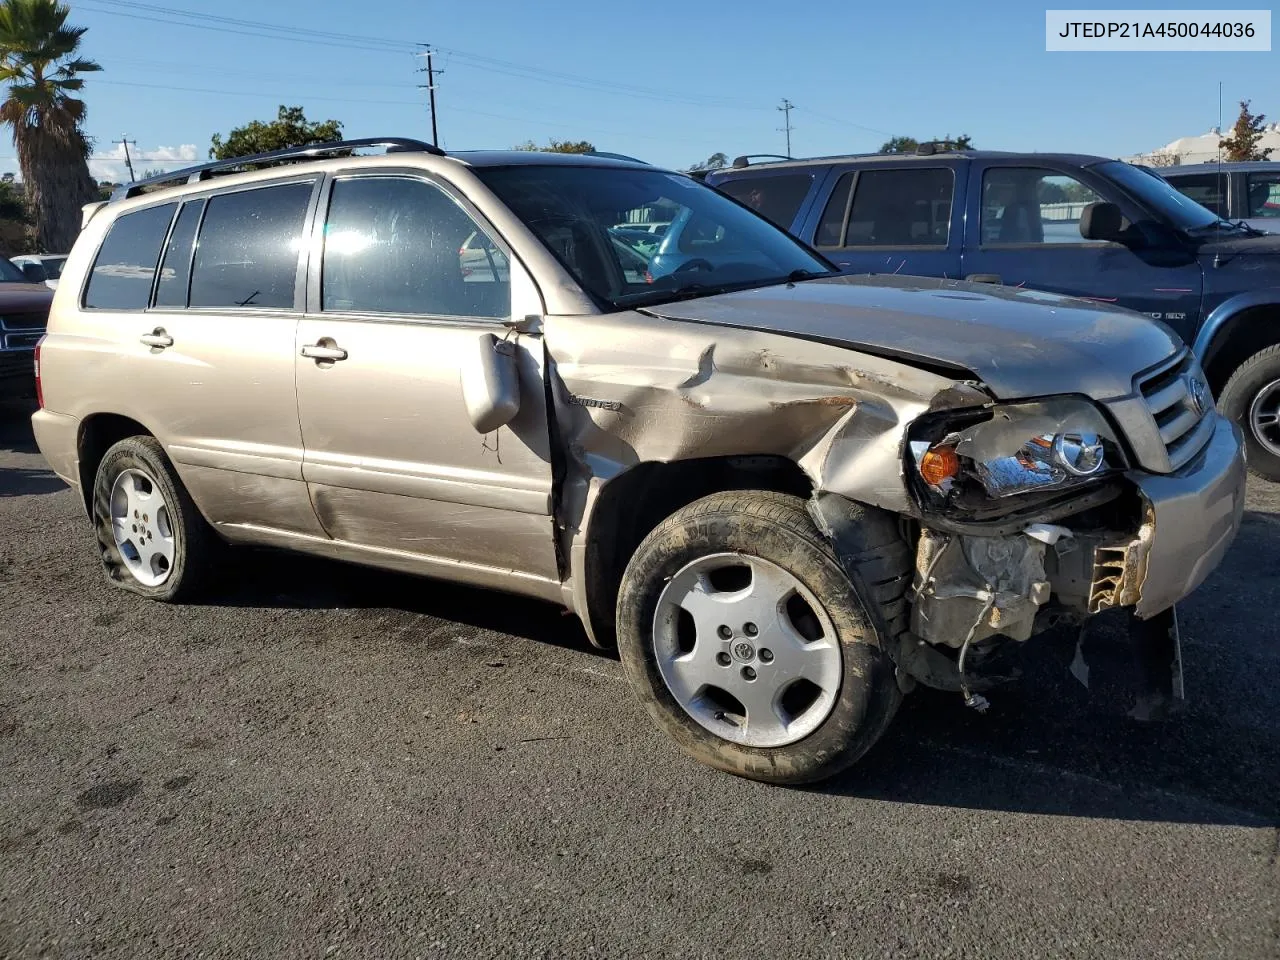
(818, 392), (1238, 719)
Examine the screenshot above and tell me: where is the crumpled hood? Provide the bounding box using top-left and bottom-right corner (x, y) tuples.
(640, 274), (1183, 401)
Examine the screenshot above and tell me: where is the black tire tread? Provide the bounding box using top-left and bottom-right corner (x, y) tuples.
(1219, 342), (1280, 482)
(616, 489), (911, 785)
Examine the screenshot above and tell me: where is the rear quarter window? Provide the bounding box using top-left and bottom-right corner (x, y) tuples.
(716, 173), (814, 230)
(83, 203), (178, 310)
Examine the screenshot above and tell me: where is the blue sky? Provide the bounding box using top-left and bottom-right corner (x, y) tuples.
(5, 0), (1277, 181)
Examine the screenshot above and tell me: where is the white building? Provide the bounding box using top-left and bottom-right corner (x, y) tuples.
(1123, 124), (1280, 166)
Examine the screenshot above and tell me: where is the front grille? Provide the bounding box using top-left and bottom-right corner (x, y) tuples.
(1139, 349), (1214, 471)
(0, 312), (48, 331)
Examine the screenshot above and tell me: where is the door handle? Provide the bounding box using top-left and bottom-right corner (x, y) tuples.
(301, 342), (348, 362)
(139, 328), (174, 348)
(965, 274), (1002, 284)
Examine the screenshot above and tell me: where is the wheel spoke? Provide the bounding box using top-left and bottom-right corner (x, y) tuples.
(733, 675), (787, 741)
(745, 556), (799, 608)
(664, 651), (715, 705)
(676, 573), (737, 638)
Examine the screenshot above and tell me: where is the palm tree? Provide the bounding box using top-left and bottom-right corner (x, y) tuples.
(0, 0), (100, 253)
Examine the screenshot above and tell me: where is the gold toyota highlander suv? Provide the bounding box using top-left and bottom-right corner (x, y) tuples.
(32, 138), (1247, 784)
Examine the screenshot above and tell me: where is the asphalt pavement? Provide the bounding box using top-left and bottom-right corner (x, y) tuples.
(1, 399), (1276, 959)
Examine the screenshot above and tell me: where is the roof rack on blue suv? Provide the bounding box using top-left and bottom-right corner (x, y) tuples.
(110, 137), (446, 202)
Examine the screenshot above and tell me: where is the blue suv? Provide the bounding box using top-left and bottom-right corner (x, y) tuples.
(707, 150), (1280, 480)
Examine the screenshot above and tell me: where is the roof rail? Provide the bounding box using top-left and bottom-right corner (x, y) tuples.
(730, 154), (792, 168)
(109, 137), (445, 202)
(583, 151), (649, 163)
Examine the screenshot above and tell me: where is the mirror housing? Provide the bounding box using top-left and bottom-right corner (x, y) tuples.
(20, 262), (47, 283)
(460, 332), (521, 434)
(1079, 201), (1126, 242)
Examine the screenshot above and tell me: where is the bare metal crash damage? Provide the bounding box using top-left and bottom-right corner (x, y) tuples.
(468, 278), (1246, 718)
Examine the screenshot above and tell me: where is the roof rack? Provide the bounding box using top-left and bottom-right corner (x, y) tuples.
(730, 154), (792, 168)
(110, 137), (445, 202)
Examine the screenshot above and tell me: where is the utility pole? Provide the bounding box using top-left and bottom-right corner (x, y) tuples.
(416, 45), (442, 146)
(777, 99), (794, 158)
(114, 135), (138, 182)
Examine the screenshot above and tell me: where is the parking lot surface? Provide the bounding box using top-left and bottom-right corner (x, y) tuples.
(1, 400), (1277, 959)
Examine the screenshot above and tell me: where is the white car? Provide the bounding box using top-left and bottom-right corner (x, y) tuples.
(10, 254), (68, 289)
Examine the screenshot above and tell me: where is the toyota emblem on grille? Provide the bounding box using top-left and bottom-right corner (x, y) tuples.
(1188, 377), (1209, 417)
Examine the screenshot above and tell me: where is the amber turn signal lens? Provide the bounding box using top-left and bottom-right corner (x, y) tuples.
(919, 446), (960, 486)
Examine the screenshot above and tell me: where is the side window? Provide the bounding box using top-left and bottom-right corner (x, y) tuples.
(322, 176), (509, 319)
(1166, 173), (1227, 216)
(1246, 174), (1280, 218)
(153, 199), (205, 308)
(188, 181), (313, 310)
(716, 173), (814, 229)
(844, 169), (953, 246)
(980, 168), (1104, 245)
(83, 203), (177, 310)
(815, 173), (855, 246)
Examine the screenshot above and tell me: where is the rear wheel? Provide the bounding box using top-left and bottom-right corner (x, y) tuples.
(91, 436), (222, 602)
(615, 490), (906, 785)
(1219, 343), (1280, 482)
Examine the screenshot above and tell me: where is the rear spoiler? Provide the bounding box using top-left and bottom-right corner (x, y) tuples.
(81, 201), (108, 230)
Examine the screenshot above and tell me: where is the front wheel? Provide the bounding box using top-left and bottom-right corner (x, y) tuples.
(1219, 343), (1280, 482)
(615, 490), (906, 785)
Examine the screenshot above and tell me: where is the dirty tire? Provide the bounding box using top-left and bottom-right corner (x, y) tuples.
(615, 490), (905, 785)
(92, 436), (222, 602)
(1219, 344), (1280, 482)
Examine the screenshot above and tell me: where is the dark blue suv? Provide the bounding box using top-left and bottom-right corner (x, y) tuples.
(707, 150), (1280, 480)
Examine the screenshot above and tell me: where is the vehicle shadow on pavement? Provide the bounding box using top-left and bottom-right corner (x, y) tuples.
(0, 400), (39, 453)
(216, 548), (613, 660)
(0, 466), (66, 497)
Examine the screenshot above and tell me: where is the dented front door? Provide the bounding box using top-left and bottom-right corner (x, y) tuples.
(294, 173), (559, 583)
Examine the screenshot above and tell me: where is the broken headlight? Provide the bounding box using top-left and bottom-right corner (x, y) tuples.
(910, 398), (1126, 500)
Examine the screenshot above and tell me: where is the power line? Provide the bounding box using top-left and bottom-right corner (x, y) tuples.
(87, 79), (732, 148)
(777, 99), (794, 158)
(77, 0), (764, 110)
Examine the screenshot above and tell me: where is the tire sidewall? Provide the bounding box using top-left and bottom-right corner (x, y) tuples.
(616, 502), (896, 784)
(92, 439), (193, 601)
(1220, 351), (1280, 481)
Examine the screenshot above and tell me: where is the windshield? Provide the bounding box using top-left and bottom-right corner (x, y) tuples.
(474, 165), (832, 310)
(1096, 160), (1222, 231)
(0, 257), (28, 282)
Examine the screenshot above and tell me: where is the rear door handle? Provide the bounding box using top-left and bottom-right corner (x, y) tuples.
(140, 328), (174, 348)
(301, 342), (348, 362)
(965, 273), (1002, 284)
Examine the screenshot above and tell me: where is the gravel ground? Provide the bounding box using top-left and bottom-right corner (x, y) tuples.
(1, 399), (1277, 960)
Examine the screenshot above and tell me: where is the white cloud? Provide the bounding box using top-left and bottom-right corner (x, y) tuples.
(89, 143), (200, 183)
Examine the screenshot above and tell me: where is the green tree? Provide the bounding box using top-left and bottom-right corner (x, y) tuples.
(687, 151), (727, 172)
(878, 135), (918, 154)
(138, 167), (166, 179)
(0, 174), (29, 220)
(210, 105), (343, 160)
(512, 138), (596, 154)
(1219, 100), (1274, 162)
(0, 0), (101, 253)
(878, 134), (973, 154)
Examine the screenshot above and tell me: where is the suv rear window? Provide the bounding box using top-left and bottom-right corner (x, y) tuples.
(83, 203), (177, 310)
(716, 173), (814, 229)
(817, 168), (954, 247)
(188, 182), (313, 310)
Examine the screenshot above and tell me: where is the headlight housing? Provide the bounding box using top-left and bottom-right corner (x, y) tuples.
(909, 397), (1127, 501)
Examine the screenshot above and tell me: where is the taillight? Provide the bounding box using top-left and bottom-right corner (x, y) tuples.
(33, 334), (45, 408)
